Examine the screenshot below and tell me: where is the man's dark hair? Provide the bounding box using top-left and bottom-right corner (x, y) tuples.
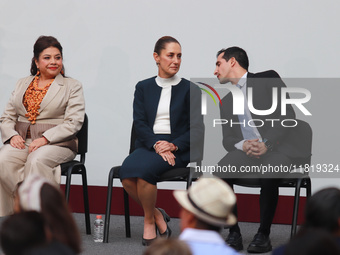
(216, 46), (249, 71)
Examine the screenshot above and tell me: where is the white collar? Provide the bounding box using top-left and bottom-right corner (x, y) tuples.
(155, 75), (181, 88)
(237, 72), (248, 88)
(179, 228), (225, 244)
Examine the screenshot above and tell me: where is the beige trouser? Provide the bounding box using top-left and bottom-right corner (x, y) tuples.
(0, 139), (76, 216)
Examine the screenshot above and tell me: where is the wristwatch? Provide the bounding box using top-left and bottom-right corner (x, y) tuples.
(263, 138), (274, 151)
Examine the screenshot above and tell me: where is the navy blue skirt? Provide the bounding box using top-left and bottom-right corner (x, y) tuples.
(119, 135), (188, 185)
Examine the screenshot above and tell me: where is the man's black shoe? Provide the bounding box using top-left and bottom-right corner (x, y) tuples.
(247, 232), (272, 253)
(225, 232), (243, 251)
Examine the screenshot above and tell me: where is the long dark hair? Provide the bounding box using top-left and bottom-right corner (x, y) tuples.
(30, 36), (65, 76)
(40, 184), (81, 254)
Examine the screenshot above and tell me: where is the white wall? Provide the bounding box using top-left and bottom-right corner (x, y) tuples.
(0, 0), (339, 195)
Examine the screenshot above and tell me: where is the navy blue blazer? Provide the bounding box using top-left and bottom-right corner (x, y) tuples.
(133, 77), (204, 162)
(220, 70), (296, 156)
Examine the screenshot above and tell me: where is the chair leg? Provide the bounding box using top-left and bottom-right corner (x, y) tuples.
(81, 166), (91, 235)
(291, 178), (303, 238)
(64, 167), (73, 202)
(186, 168), (193, 189)
(123, 189), (131, 238)
(103, 168), (115, 243)
(306, 178), (312, 198)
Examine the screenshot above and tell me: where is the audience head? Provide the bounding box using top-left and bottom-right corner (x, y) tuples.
(174, 176), (236, 232)
(284, 228), (340, 255)
(0, 211), (47, 255)
(16, 174), (81, 254)
(304, 187), (340, 235)
(143, 238), (192, 255)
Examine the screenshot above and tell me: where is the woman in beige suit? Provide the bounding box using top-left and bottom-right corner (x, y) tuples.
(0, 36), (85, 216)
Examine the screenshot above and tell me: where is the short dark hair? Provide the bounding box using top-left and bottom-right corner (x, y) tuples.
(30, 36), (64, 76)
(304, 187), (340, 233)
(154, 36), (180, 55)
(0, 211), (47, 255)
(216, 46), (249, 71)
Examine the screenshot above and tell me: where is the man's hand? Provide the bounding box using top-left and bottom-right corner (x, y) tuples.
(243, 139), (268, 158)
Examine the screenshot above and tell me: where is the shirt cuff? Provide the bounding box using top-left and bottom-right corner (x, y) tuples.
(234, 140), (246, 151)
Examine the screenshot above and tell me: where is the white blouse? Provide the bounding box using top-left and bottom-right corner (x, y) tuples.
(153, 75), (182, 134)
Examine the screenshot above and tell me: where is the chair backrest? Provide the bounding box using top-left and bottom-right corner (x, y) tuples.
(278, 119), (312, 166)
(76, 114), (88, 155)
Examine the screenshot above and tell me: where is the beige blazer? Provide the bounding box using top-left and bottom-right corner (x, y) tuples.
(0, 74), (85, 152)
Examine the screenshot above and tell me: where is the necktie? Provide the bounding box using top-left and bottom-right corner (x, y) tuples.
(237, 84), (258, 140)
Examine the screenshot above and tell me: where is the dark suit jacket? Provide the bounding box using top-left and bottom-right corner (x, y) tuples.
(220, 70), (297, 158)
(133, 77), (204, 162)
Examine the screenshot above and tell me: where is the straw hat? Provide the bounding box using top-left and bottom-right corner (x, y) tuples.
(18, 174), (52, 212)
(174, 176), (237, 226)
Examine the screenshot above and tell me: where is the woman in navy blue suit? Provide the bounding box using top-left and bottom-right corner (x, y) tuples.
(120, 36), (203, 246)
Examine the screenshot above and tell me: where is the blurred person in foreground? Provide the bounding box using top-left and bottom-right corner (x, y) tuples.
(14, 174), (81, 254)
(273, 187), (340, 255)
(174, 176), (240, 255)
(143, 238), (192, 255)
(0, 211), (75, 255)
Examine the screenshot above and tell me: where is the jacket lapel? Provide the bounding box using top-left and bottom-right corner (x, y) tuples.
(18, 76), (34, 114)
(39, 74), (63, 112)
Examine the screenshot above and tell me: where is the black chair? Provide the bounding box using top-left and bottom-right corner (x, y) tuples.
(103, 124), (202, 243)
(231, 119), (312, 238)
(60, 114), (91, 235)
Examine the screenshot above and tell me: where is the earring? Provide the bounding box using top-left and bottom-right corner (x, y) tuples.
(60, 69), (64, 75)
(36, 70), (40, 76)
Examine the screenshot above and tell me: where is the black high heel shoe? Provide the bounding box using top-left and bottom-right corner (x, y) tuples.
(142, 224), (158, 246)
(142, 236), (157, 246)
(156, 208), (172, 238)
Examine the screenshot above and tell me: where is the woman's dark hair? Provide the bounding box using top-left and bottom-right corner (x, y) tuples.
(304, 187), (340, 233)
(0, 211), (47, 255)
(216, 46), (249, 71)
(284, 229), (340, 255)
(154, 36), (180, 55)
(40, 183), (81, 254)
(30, 35), (65, 76)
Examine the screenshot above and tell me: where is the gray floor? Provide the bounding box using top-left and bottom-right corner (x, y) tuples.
(76, 213), (292, 255)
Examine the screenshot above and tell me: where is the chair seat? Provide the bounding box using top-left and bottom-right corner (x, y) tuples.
(232, 172), (310, 188)
(61, 160), (82, 173)
(158, 167), (191, 182)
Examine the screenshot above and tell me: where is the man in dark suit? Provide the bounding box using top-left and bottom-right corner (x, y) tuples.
(214, 47), (296, 253)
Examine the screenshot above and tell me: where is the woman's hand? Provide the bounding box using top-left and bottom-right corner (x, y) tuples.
(28, 137), (49, 153)
(158, 151), (176, 166)
(155, 140), (176, 154)
(10, 135), (25, 149)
